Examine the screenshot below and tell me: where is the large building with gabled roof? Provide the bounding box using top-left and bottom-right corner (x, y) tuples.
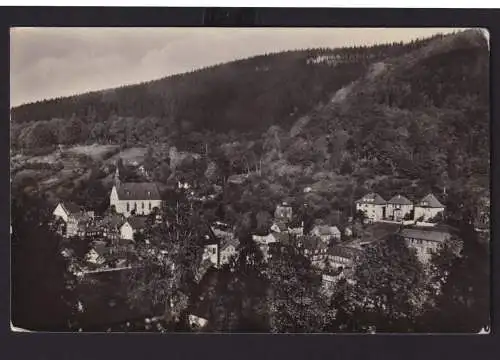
(355, 192), (387, 222)
(109, 165), (163, 218)
(386, 194), (413, 222)
(414, 193), (445, 222)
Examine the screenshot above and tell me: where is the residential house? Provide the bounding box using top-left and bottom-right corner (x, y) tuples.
(202, 227), (219, 267)
(327, 245), (362, 272)
(120, 216), (149, 241)
(398, 228), (454, 264)
(414, 193), (445, 222)
(68, 213), (93, 238)
(109, 166), (163, 218)
(85, 241), (108, 266)
(311, 225), (341, 244)
(386, 195), (413, 222)
(252, 233), (278, 261)
(219, 237), (239, 266)
(344, 226), (353, 237)
(274, 202), (293, 223)
(53, 201), (94, 237)
(100, 214), (126, 242)
(301, 235), (328, 268)
(355, 193), (386, 222)
(53, 201), (83, 223)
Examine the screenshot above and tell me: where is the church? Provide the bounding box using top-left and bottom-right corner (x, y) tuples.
(109, 165), (163, 218)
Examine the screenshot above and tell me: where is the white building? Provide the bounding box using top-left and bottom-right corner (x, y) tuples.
(120, 216), (148, 241)
(414, 193), (445, 222)
(386, 194), (413, 222)
(109, 167), (163, 218)
(311, 225), (341, 244)
(355, 193), (387, 222)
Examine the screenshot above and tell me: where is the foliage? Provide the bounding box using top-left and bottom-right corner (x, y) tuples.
(346, 235), (426, 332)
(11, 191), (78, 330)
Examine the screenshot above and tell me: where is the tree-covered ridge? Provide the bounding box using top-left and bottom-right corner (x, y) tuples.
(11, 32), (448, 142)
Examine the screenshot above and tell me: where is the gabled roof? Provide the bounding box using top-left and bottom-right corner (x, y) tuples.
(417, 193), (444, 208)
(355, 192), (386, 205)
(328, 246), (362, 259)
(126, 216), (149, 230)
(101, 214), (126, 229)
(301, 235), (327, 251)
(312, 225), (341, 236)
(116, 182), (161, 201)
(60, 201), (83, 215)
(92, 241), (108, 257)
(221, 236), (239, 251)
(399, 228), (451, 243)
(387, 194), (413, 205)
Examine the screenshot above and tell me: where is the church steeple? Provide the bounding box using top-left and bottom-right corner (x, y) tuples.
(114, 161), (121, 188)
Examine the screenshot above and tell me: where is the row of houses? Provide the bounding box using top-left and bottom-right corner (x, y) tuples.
(355, 192), (445, 223)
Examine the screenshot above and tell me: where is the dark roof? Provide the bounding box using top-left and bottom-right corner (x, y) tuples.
(417, 193), (444, 208)
(328, 246), (363, 259)
(92, 241), (108, 257)
(116, 182), (161, 201)
(355, 192), (386, 205)
(399, 228), (451, 243)
(388, 194), (413, 205)
(62, 202), (82, 215)
(301, 235), (327, 251)
(126, 216), (149, 230)
(101, 214), (126, 229)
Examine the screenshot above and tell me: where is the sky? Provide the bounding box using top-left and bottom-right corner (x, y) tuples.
(10, 27), (464, 107)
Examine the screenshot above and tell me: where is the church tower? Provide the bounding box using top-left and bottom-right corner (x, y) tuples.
(114, 161), (121, 188)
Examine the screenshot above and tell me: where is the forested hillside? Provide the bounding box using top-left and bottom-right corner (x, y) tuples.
(11, 33), (445, 149)
(11, 29), (489, 228)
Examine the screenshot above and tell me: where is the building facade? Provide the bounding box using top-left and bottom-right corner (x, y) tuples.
(355, 192), (386, 222)
(386, 195), (413, 222)
(398, 228), (452, 263)
(414, 193), (445, 222)
(109, 167), (163, 218)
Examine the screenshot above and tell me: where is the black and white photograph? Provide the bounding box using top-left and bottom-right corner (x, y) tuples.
(10, 27), (490, 333)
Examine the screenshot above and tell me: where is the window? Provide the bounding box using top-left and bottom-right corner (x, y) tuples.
(426, 248), (433, 254)
(134, 203), (137, 210)
(127, 202), (130, 211)
(149, 202), (152, 210)
(142, 202), (145, 209)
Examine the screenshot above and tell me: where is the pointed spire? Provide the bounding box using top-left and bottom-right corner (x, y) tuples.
(114, 160), (121, 188)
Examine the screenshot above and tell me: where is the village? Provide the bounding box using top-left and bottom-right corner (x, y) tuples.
(46, 156), (490, 331)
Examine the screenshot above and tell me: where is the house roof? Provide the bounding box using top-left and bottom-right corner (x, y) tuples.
(61, 201), (83, 215)
(328, 246), (362, 259)
(301, 235), (327, 251)
(388, 194), (413, 205)
(355, 192), (386, 205)
(92, 241), (108, 257)
(399, 228), (451, 243)
(101, 214), (126, 229)
(126, 216), (149, 230)
(417, 193), (444, 208)
(116, 182), (161, 201)
(220, 236), (239, 251)
(313, 225), (341, 236)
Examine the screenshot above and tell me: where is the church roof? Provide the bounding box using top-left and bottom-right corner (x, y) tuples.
(116, 182), (161, 201)
(417, 193), (444, 208)
(355, 192), (386, 205)
(387, 194), (413, 205)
